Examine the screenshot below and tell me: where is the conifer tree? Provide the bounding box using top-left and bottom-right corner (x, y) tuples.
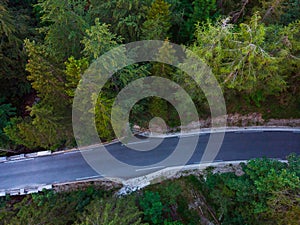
(149, 40), (179, 127)
(5, 40), (74, 149)
(35, 0), (91, 60)
(192, 14), (287, 106)
(142, 0), (172, 40)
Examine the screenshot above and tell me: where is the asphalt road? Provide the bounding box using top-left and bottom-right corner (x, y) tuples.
(0, 131), (299, 190)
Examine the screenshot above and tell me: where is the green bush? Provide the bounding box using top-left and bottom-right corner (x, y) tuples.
(139, 191), (164, 224)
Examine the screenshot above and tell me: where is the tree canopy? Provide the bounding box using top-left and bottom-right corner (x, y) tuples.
(0, 0), (299, 152)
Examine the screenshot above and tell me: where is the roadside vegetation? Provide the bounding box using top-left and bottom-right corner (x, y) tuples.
(1, 155), (299, 224)
(0, 0), (299, 155)
(1, 1), (299, 224)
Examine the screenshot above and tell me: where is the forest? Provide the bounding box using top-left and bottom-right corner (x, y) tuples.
(0, 1), (300, 224)
(0, 0), (299, 154)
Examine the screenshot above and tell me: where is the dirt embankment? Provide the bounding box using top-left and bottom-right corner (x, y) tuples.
(135, 113), (300, 133)
(52, 179), (121, 193)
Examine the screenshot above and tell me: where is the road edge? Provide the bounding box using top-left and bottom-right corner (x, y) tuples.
(1, 126), (299, 164)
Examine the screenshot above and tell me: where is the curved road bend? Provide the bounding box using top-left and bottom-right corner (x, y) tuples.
(0, 131), (299, 190)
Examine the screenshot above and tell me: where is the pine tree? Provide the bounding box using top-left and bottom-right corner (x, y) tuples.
(192, 14), (287, 106)
(0, 0), (33, 105)
(35, 0), (91, 60)
(141, 0), (172, 40)
(149, 40), (179, 127)
(81, 18), (122, 60)
(89, 0), (151, 42)
(0, 98), (15, 149)
(185, 0), (218, 40)
(5, 40), (74, 149)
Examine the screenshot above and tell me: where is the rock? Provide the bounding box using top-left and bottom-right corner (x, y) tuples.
(117, 185), (140, 196)
(133, 125), (141, 130)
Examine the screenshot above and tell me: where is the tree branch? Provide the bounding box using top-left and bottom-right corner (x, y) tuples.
(230, 0), (249, 23)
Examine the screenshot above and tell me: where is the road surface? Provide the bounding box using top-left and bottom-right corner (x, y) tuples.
(0, 130), (299, 190)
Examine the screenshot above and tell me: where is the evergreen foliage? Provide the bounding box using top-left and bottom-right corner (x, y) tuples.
(0, 0), (299, 155)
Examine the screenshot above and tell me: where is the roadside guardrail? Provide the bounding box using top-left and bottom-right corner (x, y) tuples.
(0, 184), (52, 197)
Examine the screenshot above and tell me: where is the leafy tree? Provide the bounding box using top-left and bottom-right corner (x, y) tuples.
(245, 158), (300, 224)
(287, 153), (300, 177)
(139, 191), (164, 224)
(264, 187), (300, 225)
(205, 156), (300, 225)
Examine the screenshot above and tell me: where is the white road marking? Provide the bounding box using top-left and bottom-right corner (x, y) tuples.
(81, 148), (100, 152)
(235, 130), (264, 133)
(63, 151), (79, 155)
(180, 133), (200, 137)
(122, 140), (150, 146)
(193, 160), (223, 164)
(194, 161), (218, 164)
(75, 175), (102, 181)
(4, 158), (34, 163)
(136, 165), (165, 171)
